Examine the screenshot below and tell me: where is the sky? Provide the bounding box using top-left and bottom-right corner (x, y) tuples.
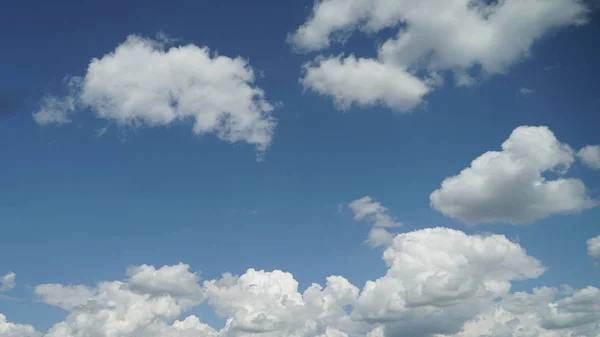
(1, 0), (600, 336)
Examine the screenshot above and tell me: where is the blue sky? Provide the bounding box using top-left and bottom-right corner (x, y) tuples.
(1, 1), (600, 336)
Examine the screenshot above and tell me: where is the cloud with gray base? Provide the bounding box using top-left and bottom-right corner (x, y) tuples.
(430, 125), (597, 225)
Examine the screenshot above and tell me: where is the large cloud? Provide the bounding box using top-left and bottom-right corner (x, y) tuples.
(430, 126), (597, 225)
(7, 225), (599, 337)
(289, 0), (590, 111)
(33, 34), (277, 152)
(0, 272), (16, 292)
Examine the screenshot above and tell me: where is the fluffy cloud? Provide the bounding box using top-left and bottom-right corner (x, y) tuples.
(14, 224), (600, 337)
(34, 264), (208, 337)
(290, 0), (589, 111)
(301, 56), (430, 112)
(443, 286), (600, 337)
(588, 235), (600, 258)
(0, 314), (40, 337)
(351, 228), (544, 337)
(348, 196), (402, 247)
(1, 272), (16, 292)
(578, 145), (600, 170)
(33, 34), (277, 152)
(430, 126), (597, 225)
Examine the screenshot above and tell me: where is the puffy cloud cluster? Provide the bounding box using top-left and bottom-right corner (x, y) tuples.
(0, 314), (39, 337)
(33, 34), (277, 152)
(430, 126), (597, 225)
(0, 272), (16, 292)
(289, 0), (590, 111)
(348, 196), (402, 247)
(3, 225), (599, 337)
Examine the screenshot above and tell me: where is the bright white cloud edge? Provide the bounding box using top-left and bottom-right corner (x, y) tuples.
(291, 0), (590, 112)
(430, 125), (597, 225)
(33, 34), (277, 153)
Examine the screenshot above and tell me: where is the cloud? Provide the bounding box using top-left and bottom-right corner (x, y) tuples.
(519, 88), (535, 96)
(588, 235), (600, 258)
(4, 223), (600, 337)
(0, 272), (16, 292)
(301, 56), (430, 112)
(33, 34), (277, 152)
(0, 314), (40, 337)
(578, 145), (600, 170)
(289, 0), (589, 111)
(430, 126), (597, 225)
(348, 196), (402, 247)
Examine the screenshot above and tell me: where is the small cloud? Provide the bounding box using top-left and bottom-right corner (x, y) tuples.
(336, 202), (344, 213)
(232, 208), (258, 216)
(588, 234), (600, 259)
(577, 145), (600, 170)
(348, 196), (402, 248)
(95, 126), (109, 138)
(519, 88), (535, 96)
(0, 272), (16, 292)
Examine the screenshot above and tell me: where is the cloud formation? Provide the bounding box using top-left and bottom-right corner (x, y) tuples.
(290, 0), (589, 111)
(2, 225), (598, 337)
(348, 196), (402, 247)
(33, 34), (277, 152)
(588, 235), (600, 258)
(0, 314), (39, 337)
(0, 272), (16, 292)
(430, 125), (597, 225)
(578, 145), (600, 170)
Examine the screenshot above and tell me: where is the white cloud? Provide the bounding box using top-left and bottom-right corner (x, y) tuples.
(126, 263), (203, 298)
(349, 196), (402, 247)
(0, 272), (16, 292)
(33, 34), (277, 152)
(301, 55), (430, 112)
(9, 223), (600, 337)
(588, 235), (600, 258)
(348, 196), (402, 228)
(578, 145), (600, 170)
(430, 126), (597, 225)
(32, 96), (74, 125)
(0, 314), (40, 337)
(290, 0), (589, 111)
(519, 88), (535, 96)
(443, 286), (600, 337)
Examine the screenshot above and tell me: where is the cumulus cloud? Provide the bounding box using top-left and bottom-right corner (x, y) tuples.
(578, 145), (600, 170)
(430, 125), (597, 225)
(4, 223), (600, 337)
(0, 314), (40, 337)
(348, 196), (402, 247)
(33, 34), (277, 152)
(290, 0), (589, 111)
(588, 235), (600, 258)
(301, 56), (430, 112)
(0, 272), (16, 292)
